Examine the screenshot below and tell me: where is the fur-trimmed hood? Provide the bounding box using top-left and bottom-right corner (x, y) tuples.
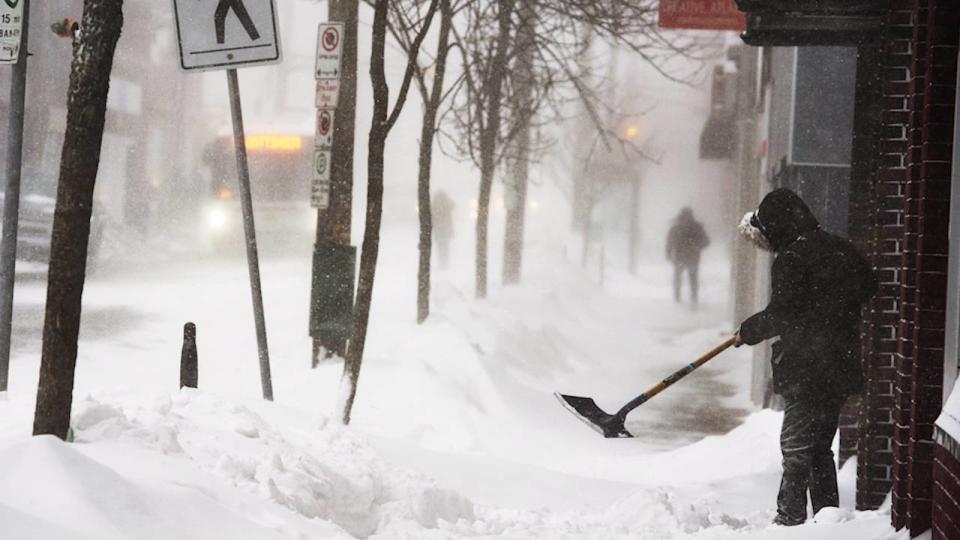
(739, 188), (820, 252)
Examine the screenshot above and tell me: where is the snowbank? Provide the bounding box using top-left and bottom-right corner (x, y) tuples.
(0, 391), (474, 539)
(0, 389), (895, 539)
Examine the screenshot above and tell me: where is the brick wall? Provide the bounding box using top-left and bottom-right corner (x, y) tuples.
(856, 1), (913, 511)
(923, 2), (960, 537)
(934, 431), (960, 539)
(891, 0), (928, 528)
(845, 40), (885, 467)
(883, 0), (959, 535)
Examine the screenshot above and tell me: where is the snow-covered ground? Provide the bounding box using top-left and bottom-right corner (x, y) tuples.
(0, 216), (901, 538)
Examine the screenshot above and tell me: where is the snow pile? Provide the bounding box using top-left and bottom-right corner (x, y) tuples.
(0, 390), (475, 539)
(0, 388), (897, 539)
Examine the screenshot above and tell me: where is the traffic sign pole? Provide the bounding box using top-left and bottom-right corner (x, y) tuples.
(227, 68), (273, 401)
(310, 19), (353, 366)
(173, 0), (280, 398)
(0, 0), (29, 392)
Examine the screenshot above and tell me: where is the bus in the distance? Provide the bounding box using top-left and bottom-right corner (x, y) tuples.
(201, 127), (316, 253)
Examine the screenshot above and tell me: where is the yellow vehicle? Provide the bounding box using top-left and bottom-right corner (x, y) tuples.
(201, 130), (316, 253)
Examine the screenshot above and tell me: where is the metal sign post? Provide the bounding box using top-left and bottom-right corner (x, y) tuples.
(173, 0), (281, 399)
(0, 0), (28, 392)
(226, 69), (273, 400)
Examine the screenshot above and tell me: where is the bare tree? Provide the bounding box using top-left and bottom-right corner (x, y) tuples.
(442, 0), (707, 297)
(441, 0), (516, 300)
(413, 0), (455, 323)
(34, 0), (124, 440)
(340, 0), (439, 425)
(501, 2), (536, 284)
(376, 0), (460, 323)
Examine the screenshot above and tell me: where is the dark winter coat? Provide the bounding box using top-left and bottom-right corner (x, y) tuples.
(666, 211), (709, 265)
(739, 189), (877, 398)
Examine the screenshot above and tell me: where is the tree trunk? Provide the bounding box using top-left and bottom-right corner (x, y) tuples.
(340, 0), (389, 425)
(33, 0), (124, 440)
(475, 0), (515, 299)
(313, 0), (359, 362)
(570, 26), (594, 233)
(501, 3), (535, 286)
(416, 0), (452, 324)
(502, 145), (529, 284)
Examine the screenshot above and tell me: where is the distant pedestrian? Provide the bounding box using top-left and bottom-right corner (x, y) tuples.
(665, 207), (709, 304)
(736, 188), (876, 526)
(432, 191), (455, 268)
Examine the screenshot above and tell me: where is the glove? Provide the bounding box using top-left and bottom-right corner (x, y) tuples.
(735, 313), (768, 347)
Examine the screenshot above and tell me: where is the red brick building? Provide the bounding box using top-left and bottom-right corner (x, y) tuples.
(733, 1), (960, 537)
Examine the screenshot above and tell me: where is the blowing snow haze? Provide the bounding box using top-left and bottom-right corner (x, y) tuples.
(0, 1), (951, 539)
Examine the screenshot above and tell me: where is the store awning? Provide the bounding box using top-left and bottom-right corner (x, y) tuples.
(734, 0), (882, 46)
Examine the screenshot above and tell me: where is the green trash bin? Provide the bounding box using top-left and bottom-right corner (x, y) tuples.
(309, 242), (356, 343)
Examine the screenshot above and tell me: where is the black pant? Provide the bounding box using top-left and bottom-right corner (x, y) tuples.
(777, 392), (846, 523)
(673, 262), (699, 303)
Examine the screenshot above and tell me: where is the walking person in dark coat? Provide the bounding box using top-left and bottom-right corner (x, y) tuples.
(666, 207), (709, 304)
(736, 188), (877, 526)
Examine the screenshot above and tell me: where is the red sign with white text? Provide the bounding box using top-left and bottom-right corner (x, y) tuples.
(659, 0), (746, 32)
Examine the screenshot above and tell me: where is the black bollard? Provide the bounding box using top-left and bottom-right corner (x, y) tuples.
(180, 322), (198, 389)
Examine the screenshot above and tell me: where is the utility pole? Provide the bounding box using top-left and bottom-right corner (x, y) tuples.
(310, 0), (358, 366)
(0, 0), (30, 392)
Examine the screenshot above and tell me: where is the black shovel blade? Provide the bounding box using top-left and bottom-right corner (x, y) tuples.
(554, 392), (632, 438)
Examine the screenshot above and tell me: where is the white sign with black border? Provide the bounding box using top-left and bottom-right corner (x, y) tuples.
(315, 22), (343, 80)
(0, 0), (24, 64)
(311, 149), (331, 209)
(173, 0), (282, 71)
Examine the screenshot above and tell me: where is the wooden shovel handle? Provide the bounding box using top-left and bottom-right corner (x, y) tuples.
(615, 335), (738, 418)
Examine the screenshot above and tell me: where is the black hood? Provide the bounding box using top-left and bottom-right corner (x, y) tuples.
(754, 188), (820, 251)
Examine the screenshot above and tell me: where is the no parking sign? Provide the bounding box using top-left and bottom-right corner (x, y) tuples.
(315, 22), (343, 80)
(316, 109), (335, 148)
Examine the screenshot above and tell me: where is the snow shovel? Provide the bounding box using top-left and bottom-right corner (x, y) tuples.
(554, 335), (737, 438)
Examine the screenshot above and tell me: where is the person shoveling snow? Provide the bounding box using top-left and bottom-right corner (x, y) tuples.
(557, 188), (877, 528)
(736, 188), (876, 526)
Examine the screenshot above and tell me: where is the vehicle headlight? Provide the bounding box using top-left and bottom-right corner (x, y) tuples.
(205, 206), (228, 231)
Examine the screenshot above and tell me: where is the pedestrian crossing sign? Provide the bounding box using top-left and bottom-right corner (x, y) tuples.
(172, 0), (282, 71)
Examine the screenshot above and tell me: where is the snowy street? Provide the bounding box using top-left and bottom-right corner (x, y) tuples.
(4, 0), (951, 536)
(0, 226), (897, 538)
